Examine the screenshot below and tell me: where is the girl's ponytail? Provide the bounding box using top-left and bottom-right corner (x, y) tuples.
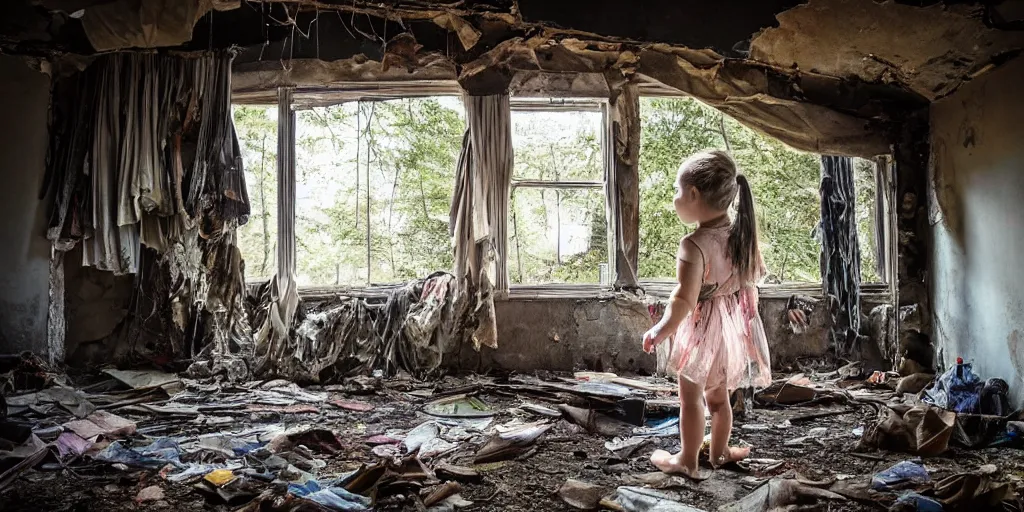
(728, 174), (760, 284)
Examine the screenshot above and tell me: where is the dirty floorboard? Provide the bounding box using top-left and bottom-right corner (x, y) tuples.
(0, 367), (1021, 511)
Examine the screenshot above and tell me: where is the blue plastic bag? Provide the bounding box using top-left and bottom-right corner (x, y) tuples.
(923, 362), (983, 413)
(289, 480), (371, 511)
(894, 492), (943, 511)
(871, 461), (930, 491)
(95, 438), (183, 469)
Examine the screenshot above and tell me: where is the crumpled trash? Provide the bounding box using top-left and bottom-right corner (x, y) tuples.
(204, 468), (237, 487)
(426, 494), (474, 512)
(95, 438), (183, 469)
(331, 399), (374, 412)
(634, 417), (680, 438)
(933, 465), (1013, 507)
(103, 369), (182, 393)
(896, 373), (934, 395)
(951, 412), (1015, 449)
(558, 479), (607, 510)
(64, 410), (136, 440)
(404, 422), (440, 453)
(423, 395), (493, 418)
(0, 440), (47, 492)
(475, 421), (552, 463)
(55, 432), (92, 459)
(267, 426), (343, 454)
(979, 378), (1009, 416)
(196, 433), (264, 459)
(135, 485), (165, 503)
(755, 376), (816, 405)
(872, 461), (930, 491)
(923, 362), (982, 413)
(892, 492), (943, 512)
(559, 405), (632, 437)
(719, 479), (845, 512)
(6, 387), (96, 418)
(859, 404), (954, 456)
(423, 481), (463, 507)
(605, 436), (650, 458)
(615, 486), (707, 512)
(289, 480), (371, 511)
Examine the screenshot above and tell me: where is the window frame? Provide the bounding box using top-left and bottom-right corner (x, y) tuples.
(241, 87), (894, 299)
(507, 98), (616, 290)
(633, 94), (896, 298)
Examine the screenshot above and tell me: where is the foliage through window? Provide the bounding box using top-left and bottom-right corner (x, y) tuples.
(509, 102), (610, 285)
(233, 105), (278, 281)
(234, 97), (465, 287)
(638, 97), (881, 284)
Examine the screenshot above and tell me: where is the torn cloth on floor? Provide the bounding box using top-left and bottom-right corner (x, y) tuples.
(858, 404), (954, 456)
(217, 272), (469, 382)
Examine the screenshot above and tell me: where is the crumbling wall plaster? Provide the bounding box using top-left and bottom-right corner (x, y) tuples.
(467, 298), (655, 374)
(464, 295), (870, 375)
(929, 57), (1024, 406)
(62, 245), (135, 364)
(0, 55), (52, 356)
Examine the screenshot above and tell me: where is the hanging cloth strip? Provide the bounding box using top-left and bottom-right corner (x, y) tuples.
(819, 155), (862, 357)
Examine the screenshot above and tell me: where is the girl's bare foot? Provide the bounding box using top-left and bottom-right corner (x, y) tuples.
(711, 445), (751, 468)
(650, 449), (710, 481)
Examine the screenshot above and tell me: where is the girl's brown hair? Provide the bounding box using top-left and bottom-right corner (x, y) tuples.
(678, 150), (760, 283)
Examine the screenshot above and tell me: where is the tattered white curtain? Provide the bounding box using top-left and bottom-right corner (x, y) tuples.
(450, 94), (513, 350)
(255, 88), (300, 374)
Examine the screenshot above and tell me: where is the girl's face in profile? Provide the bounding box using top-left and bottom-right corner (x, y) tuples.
(673, 177), (701, 224)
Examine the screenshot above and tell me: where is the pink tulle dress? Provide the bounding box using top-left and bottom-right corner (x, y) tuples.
(665, 224), (772, 391)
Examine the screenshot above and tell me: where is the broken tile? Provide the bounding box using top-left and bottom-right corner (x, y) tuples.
(135, 485), (165, 503)
(331, 399), (375, 412)
(558, 479), (607, 510)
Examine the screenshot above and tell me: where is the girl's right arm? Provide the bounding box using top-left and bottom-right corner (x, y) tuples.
(643, 238), (704, 353)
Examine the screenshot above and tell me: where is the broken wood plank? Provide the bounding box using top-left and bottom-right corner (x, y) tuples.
(611, 377), (676, 394)
(788, 408), (855, 424)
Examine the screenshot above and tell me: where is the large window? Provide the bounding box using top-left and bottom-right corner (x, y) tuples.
(236, 92), (885, 291)
(638, 97), (881, 284)
(233, 97), (465, 287)
(508, 100), (610, 285)
(233, 105), (279, 281)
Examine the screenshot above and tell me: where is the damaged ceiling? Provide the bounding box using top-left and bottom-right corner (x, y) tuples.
(2, 0), (1023, 156)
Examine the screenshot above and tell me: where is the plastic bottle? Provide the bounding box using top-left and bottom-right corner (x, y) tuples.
(955, 356), (964, 379)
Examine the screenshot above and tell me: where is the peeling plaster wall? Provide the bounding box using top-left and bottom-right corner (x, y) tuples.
(929, 58), (1024, 407)
(62, 245), (135, 364)
(478, 298), (656, 374)
(462, 295), (857, 375)
(0, 55), (51, 355)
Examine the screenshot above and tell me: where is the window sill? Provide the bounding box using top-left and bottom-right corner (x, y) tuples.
(639, 280), (892, 300)
(250, 279), (891, 302)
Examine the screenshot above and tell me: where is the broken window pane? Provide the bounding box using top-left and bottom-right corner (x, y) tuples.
(509, 187), (608, 284)
(232, 105), (278, 282)
(512, 109), (603, 182)
(290, 98), (465, 287)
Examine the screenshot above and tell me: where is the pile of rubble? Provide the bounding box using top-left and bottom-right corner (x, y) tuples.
(0, 355), (1021, 511)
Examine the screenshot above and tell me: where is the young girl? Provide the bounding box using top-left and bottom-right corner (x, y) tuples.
(643, 150), (772, 479)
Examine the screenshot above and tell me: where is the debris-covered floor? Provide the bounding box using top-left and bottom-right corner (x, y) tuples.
(0, 358), (1021, 511)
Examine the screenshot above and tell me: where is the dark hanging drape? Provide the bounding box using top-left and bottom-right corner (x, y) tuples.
(43, 51), (253, 373)
(820, 155), (861, 357)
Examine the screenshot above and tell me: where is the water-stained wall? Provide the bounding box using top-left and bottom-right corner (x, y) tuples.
(929, 57), (1024, 406)
(0, 56), (51, 356)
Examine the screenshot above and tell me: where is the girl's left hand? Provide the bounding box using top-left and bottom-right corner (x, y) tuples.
(642, 324), (667, 353)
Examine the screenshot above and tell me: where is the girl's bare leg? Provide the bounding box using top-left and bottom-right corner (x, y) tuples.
(651, 376), (707, 479)
(705, 385), (750, 466)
